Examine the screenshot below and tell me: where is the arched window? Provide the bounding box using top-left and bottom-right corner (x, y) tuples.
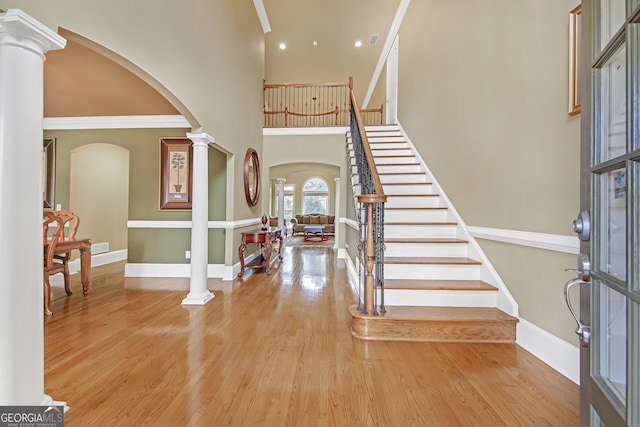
(302, 177), (329, 215)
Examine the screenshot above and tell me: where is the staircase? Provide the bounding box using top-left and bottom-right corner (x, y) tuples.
(347, 124), (519, 343)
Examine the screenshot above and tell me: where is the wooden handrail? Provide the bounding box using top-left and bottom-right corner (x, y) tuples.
(351, 90), (386, 202)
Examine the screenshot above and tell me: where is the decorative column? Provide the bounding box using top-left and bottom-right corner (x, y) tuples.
(182, 133), (215, 306)
(0, 10), (65, 406)
(334, 177), (341, 250)
(277, 178), (286, 232)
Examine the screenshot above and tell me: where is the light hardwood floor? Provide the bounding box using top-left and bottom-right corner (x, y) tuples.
(44, 244), (579, 426)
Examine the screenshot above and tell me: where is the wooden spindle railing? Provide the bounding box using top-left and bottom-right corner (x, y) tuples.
(360, 105), (384, 125)
(263, 78), (383, 127)
(349, 90), (387, 316)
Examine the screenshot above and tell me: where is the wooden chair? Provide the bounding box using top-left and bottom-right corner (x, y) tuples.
(43, 212), (66, 316)
(52, 210), (79, 296)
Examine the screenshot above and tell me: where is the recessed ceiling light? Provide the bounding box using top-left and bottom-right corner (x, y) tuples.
(279, 43), (287, 50)
(313, 40), (318, 46)
(354, 40), (362, 48)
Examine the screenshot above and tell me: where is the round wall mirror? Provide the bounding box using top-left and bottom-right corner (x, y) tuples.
(244, 148), (260, 206)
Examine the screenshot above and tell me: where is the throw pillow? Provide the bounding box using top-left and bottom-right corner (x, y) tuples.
(328, 215), (335, 224)
(309, 215), (320, 224)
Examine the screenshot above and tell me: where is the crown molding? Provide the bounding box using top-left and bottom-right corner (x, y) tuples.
(43, 115), (191, 130)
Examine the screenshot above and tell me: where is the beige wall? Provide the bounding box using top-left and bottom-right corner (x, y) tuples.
(397, 0), (581, 341)
(2, 0), (265, 258)
(70, 143), (129, 252)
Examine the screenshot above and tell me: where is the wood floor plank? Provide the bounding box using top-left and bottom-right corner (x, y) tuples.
(42, 248), (578, 426)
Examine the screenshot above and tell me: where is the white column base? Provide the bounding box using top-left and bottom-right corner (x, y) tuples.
(181, 291), (215, 306)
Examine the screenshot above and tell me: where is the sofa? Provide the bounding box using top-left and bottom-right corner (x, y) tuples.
(291, 214), (335, 236)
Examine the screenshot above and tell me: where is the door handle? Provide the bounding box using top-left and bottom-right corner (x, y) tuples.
(564, 277), (590, 348)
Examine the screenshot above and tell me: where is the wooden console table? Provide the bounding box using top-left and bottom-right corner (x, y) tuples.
(238, 227), (283, 277)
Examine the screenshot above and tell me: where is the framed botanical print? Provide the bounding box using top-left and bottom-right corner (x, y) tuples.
(159, 137), (193, 210)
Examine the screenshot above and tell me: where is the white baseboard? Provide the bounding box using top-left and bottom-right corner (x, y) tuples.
(125, 253), (259, 282)
(67, 249), (128, 273)
(516, 318), (580, 384)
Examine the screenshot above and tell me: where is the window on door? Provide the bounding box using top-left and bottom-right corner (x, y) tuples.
(302, 177), (329, 214)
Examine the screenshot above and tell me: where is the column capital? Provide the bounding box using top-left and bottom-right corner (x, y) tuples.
(335, 177), (341, 182)
(187, 132), (215, 148)
(277, 178), (286, 183)
(0, 10), (66, 57)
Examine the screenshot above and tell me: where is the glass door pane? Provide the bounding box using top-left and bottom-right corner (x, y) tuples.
(600, 0), (626, 49)
(598, 46), (627, 162)
(598, 168), (627, 280)
(595, 282), (627, 404)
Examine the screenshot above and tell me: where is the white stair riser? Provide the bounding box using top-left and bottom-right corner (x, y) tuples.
(367, 136), (405, 142)
(376, 164), (423, 174)
(386, 196), (441, 208)
(384, 243), (469, 258)
(348, 143), (409, 151)
(380, 290), (497, 307)
(379, 174), (429, 184)
(351, 165), (422, 174)
(373, 156), (416, 165)
(384, 209), (448, 222)
(385, 224), (456, 239)
(384, 264), (481, 280)
(382, 184), (434, 194)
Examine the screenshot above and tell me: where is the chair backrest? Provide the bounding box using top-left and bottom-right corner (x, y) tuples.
(53, 210), (79, 240)
(43, 212), (64, 270)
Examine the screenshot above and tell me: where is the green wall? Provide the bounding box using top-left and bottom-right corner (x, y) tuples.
(44, 127), (227, 264)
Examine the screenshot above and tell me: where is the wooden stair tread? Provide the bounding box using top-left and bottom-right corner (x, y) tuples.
(384, 221), (457, 225)
(349, 305), (517, 343)
(351, 305), (515, 322)
(377, 172), (425, 175)
(385, 207), (446, 210)
(384, 238), (468, 244)
(383, 279), (497, 291)
(382, 182), (432, 186)
(387, 193), (439, 197)
(384, 257), (481, 265)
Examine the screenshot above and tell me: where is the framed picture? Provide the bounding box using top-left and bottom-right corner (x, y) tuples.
(43, 138), (56, 210)
(159, 137), (193, 210)
(568, 4), (581, 116)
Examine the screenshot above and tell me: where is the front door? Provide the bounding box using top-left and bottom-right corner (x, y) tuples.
(576, 0), (640, 425)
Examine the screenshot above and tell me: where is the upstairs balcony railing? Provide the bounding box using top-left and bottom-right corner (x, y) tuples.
(263, 77), (383, 127)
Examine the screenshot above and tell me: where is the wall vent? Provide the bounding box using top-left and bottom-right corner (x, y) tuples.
(92, 242), (109, 254)
(369, 34), (379, 46)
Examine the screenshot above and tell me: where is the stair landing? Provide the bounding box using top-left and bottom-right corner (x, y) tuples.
(349, 305), (517, 343)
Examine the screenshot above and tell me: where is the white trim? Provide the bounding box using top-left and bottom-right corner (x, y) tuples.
(63, 249), (127, 276)
(252, 0), (271, 34)
(362, 0), (411, 108)
(516, 318), (580, 384)
(343, 217), (359, 231)
(43, 115), (191, 130)
(127, 218), (261, 229)
(263, 127), (349, 136)
(468, 226), (580, 254)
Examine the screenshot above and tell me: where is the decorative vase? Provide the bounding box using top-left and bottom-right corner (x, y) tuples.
(261, 214), (268, 230)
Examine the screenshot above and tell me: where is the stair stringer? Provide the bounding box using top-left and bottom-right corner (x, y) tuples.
(394, 121), (519, 317)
